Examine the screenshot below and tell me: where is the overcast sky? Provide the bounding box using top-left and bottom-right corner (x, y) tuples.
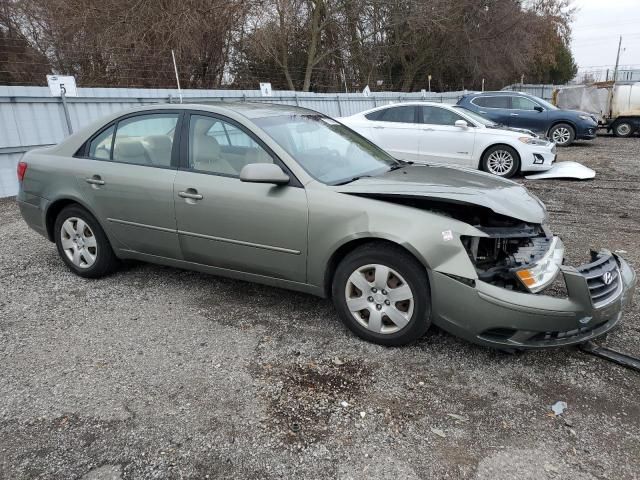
(570, 0), (640, 71)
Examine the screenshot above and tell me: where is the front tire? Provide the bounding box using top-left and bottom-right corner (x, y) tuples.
(331, 243), (431, 346)
(481, 145), (520, 178)
(549, 123), (575, 146)
(613, 120), (634, 138)
(54, 205), (119, 278)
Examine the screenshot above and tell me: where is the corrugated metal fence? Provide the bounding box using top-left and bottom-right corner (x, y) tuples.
(500, 84), (559, 101)
(0, 85), (467, 197)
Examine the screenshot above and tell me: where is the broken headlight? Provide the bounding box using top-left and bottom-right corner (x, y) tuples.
(514, 236), (564, 293)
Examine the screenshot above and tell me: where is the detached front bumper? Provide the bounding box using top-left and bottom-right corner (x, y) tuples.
(430, 251), (636, 349)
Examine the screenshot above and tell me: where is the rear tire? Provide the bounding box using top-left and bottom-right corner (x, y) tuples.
(331, 242), (431, 346)
(54, 205), (119, 278)
(613, 120), (634, 138)
(549, 123), (575, 146)
(481, 145), (520, 178)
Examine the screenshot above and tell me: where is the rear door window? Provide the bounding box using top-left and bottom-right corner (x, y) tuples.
(369, 106), (417, 123)
(112, 114), (179, 167)
(471, 96), (511, 109)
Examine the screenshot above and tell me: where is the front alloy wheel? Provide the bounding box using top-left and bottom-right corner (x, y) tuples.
(549, 123), (575, 146)
(345, 264), (414, 334)
(481, 145), (520, 178)
(332, 242), (431, 346)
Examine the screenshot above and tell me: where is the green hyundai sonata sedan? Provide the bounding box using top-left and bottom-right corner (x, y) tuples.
(16, 103), (636, 349)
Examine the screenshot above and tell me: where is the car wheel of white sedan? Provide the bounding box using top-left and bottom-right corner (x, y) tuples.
(481, 145), (520, 178)
(332, 242), (431, 346)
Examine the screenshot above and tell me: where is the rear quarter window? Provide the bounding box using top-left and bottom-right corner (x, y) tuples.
(88, 125), (115, 160)
(472, 96), (510, 109)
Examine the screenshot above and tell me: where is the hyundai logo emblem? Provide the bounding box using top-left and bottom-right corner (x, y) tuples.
(602, 271), (614, 285)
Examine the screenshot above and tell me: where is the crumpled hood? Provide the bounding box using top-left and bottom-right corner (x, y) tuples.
(336, 165), (547, 224)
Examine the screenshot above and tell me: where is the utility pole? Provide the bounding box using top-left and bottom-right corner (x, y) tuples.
(608, 36), (623, 119)
(613, 36), (622, 83)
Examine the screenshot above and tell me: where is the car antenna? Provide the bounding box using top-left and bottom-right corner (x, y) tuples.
(171, 49), (183, 104)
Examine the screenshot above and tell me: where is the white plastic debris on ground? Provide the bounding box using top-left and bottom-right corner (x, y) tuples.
(551, 401), (568, 416)
(525, 161), (596, 180)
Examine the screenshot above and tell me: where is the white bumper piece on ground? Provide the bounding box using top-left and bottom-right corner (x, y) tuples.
(524, 161), (596, 180)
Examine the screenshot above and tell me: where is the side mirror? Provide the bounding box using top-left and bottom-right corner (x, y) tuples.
(454, 120), (469, 128)
(534, 105), (544, 112)
(240, 163), (290, 185)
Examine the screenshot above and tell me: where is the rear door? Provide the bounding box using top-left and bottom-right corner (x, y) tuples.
(469, 95), (511, 126)
(507, 95), (548, 133)
(173, 112), (308, 282)
(364, 105), (422, 161)
(75, 111), (182, 259)
(418, 106), (476, 166)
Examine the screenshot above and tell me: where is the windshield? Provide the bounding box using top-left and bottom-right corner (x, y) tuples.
(453, 106), (498, 126)
(253, 114), (399, 185)
(532, 96), (558, 110)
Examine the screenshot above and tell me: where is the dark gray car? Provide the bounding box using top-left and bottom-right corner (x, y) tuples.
(16, 103), (636, 349)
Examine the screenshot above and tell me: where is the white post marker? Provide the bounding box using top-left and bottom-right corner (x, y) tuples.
(46, 75), (78, 97)
(260, 82), (272, 97)
(47, 75), (76, 135)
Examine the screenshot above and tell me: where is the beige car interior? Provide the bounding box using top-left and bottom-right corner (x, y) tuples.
(189, 116), (273, 175)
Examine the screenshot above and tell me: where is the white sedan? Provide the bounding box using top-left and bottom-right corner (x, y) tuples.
(339, 102), (556, 178)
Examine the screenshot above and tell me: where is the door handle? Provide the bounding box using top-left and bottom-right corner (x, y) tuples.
(85, 176), (105, 186)
(422, 128), (434, 132)
(372, 126), (385, 129)
(478, 111), (487, 114)
(510, 113), (519, 116)
(178, 190), (203, 200)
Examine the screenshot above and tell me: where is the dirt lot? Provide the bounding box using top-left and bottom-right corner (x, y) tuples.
(1, 134), (639, 479)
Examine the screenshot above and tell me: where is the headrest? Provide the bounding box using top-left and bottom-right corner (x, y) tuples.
(143, 135), (172, 151)
(114, 139), (146, 158)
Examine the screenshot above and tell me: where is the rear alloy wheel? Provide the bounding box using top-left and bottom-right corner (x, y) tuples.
(613, 121), (634, 138)
(54, 205), (119, 278)
(481, 145), (520, 178)
(332, 243), (431, 346)
(549, 123), (575, 146)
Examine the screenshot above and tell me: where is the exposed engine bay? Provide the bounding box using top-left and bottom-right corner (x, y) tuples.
(349, 194), (556, 291)
(461, 226), (554, 290)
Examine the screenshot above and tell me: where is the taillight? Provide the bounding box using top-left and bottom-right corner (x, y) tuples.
(17, 161), (28, 182)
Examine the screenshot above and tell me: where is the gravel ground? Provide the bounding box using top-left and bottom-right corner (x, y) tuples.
(1, 134), (639, 479)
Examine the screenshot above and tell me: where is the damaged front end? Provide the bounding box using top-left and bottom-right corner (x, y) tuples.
(461, 223), (564, 293)
(408, 202), (637, 349)
(430, 214), (636, 349)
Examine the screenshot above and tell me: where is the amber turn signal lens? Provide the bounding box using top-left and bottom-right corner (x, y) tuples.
(516, 269), (536, 287)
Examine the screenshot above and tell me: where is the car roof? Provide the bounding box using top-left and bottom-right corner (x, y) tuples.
(185, 101), (319, 119)
(467, 91), (532, 97)
(357, 101), (458, 115)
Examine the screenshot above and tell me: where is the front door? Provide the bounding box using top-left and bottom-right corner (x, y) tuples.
(507, 96), (548, 133)
(418, 105), (476, 166)
(173, 113), (308, 283)
(75, 111), (182, 259)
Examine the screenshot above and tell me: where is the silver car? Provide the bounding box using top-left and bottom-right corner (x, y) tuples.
(16, 103), (636, 349)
